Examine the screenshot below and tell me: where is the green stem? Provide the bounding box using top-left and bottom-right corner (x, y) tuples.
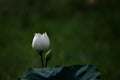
(45, 60), (48, 67)
(39, 52), (44, 68)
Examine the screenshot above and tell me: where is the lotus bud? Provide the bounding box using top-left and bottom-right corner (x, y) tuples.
(32, 32), (50, 52)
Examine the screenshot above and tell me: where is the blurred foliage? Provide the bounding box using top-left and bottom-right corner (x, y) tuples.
(0, 0), (120, 80)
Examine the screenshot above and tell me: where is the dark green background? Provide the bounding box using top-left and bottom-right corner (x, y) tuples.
(0, 0), (120, 80)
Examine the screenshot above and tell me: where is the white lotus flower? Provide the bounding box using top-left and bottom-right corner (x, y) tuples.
(32, 32), (50, 52)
